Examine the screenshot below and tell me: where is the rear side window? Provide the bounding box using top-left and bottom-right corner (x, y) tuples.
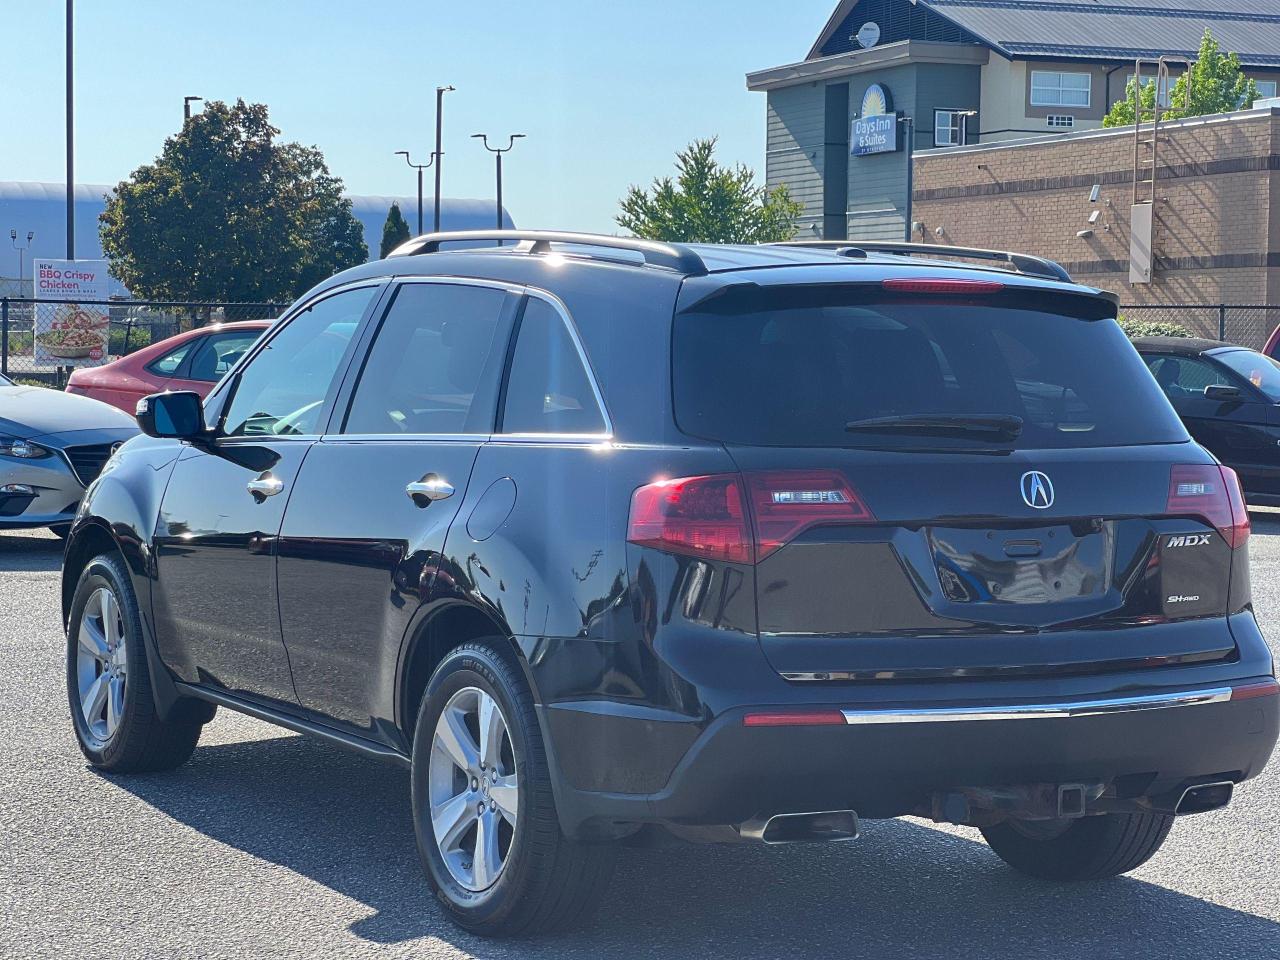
(343, 282), (507, 435)
(185, 329), (263, 382)
(674, 291), (1188, 450)
(500, 298), (607, 435)
(146, 339), (196, 377)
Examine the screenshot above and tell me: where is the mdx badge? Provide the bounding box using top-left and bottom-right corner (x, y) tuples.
(1167, 534), (1212, 548)
(1020, 471), (1054, 509)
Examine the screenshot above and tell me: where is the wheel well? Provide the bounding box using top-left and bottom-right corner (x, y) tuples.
(61, 523), (121, 626)
(399, 603), (518, 740)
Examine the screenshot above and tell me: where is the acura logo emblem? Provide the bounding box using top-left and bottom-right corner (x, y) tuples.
(1020, 471), (1054, 509)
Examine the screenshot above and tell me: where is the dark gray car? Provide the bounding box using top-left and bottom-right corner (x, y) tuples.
(0, 373), (138, 534)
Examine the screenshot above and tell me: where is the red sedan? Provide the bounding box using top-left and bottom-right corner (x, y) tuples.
(66, 320), (270, 413)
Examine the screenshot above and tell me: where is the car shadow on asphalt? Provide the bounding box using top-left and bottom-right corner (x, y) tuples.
(0, 530), (64, 573)
(105, 731), (1280, 960)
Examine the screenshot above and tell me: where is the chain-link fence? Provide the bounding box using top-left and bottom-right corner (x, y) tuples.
(1, 297), (286, 386)
(1120, 305), (1280, 352)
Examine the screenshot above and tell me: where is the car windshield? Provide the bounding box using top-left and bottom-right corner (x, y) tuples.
(674, 289), (1189, 450)
(1214, 349), (1280, 402)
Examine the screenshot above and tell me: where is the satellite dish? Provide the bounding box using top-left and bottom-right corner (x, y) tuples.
(856, 22), (881, 49)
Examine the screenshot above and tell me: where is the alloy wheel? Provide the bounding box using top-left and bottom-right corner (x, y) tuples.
(76, 586), (127, 743)
(427, 686), (519, 892)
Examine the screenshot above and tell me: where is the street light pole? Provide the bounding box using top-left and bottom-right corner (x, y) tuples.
(10, 231), (35, 291)
(433, 85), (455, 233)
(897, 113), (914, 243)
(65, 0), (74, 260)
(471, 134), (525, 236)
(395, 151), (434, 236)
(184, 96), (203, 123)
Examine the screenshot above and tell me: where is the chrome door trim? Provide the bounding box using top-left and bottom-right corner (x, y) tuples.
(839, 686), (1234, 725)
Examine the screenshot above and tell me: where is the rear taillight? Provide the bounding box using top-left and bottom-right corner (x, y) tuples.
(626, 474), (753, 564)
(744, 470), (873, 560)
(1166, 464), (1250, 549)
(627, 470), (874, 565)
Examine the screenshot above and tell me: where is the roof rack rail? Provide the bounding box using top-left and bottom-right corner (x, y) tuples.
(391, 230), (708, 276)
(773, 240), (1073, 284)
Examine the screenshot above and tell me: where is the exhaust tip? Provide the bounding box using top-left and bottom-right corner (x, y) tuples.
(1175, 781), (1234, 815)
(740, 809), (860, 844)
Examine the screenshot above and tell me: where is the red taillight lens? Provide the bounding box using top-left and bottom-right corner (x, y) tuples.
(882, 278), (1005, 295)
(744, 470), (874, 560)
(628, 470), (874, 565)
(627, 474), (753, 564)
(1166, 464), (1250, 549)
(1231, 679), (1279, 700)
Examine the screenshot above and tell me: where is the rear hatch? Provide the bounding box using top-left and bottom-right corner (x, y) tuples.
(673, 277), (1249, 680)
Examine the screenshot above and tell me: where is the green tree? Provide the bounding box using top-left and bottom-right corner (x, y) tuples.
(1104, 30), (1259, 127)
(379, 202), (412, 258)
(617, 137), (802, 244)
(100, 99), (367, 302)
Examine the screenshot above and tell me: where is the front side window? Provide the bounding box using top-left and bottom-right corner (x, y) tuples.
(222, 287), (374, 437)
(1031, 71), (1090, 108)
(342, 282), (507, 435)
(501, 298), (607, 435)
(1143, 354), (1235, 399)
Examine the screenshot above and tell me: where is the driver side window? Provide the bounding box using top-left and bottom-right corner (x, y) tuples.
(340, 282), (507, 435)
(222, 287), (375, 437)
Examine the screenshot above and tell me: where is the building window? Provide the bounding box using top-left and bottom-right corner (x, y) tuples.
(1257, 80), (1278, 100)
(934, 109), (970, 146)
(1031, 70), (1091, 108)
(1139, 74), (1175, 108)
(1046, 115), (1074, 128)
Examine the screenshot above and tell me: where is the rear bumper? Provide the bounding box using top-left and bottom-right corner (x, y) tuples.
(543, 677), (1279, 836)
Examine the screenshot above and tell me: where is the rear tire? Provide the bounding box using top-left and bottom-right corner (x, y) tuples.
(66, 553), (205, 772)
(410, 640), (615, 937)
(981, 811), (1174, 881)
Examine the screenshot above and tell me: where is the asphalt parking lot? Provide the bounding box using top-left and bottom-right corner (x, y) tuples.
(2, 523), (1278, 960)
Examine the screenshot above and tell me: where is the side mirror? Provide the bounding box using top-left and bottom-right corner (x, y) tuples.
(1204, 384), (1242, 401)
(136, 391), (206, 440)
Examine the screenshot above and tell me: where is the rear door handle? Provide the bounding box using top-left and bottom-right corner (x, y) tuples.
(247, 473), (284, 502)
(406, 474), (455, 506)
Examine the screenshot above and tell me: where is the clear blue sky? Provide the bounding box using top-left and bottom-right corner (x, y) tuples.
(1, 1), (829, 233)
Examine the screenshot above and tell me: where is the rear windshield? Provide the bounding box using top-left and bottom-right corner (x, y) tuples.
(674, 291), (1188, 450)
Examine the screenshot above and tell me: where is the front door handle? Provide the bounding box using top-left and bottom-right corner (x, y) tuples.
(406, 474), (455, 507)
(247, 472), (284, 502)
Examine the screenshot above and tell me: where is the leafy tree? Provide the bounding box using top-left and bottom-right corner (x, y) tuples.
(379, 202), (412, 259)
(100, 99), (367, 302)
(617, 137), (802, 244)
(1104, 30), (1259, 127)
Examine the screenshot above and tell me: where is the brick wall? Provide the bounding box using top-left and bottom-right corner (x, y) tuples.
(911, 109), (1280, 310)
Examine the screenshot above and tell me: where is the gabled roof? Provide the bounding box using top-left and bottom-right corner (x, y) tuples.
(810, 0), (1280, 67)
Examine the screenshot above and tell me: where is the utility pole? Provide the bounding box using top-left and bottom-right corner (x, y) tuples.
(897, 113), (914, 243)
(395, 151), (434, 236)
(65, 0), (74, 259)
(184, 96), (203, 123)
(471, 134), (525, 236)
(433, 85), (455, 232)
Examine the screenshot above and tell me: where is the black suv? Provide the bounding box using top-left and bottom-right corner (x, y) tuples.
(62, 233), (1278, 936)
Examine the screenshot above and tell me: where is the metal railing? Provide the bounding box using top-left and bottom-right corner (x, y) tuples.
(1, 297), (285, 385)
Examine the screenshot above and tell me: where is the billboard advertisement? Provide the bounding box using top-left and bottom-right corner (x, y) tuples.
(32, 259), (111, 368)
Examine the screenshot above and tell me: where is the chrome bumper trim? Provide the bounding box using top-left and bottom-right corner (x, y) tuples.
(840, 686), (1234, 725)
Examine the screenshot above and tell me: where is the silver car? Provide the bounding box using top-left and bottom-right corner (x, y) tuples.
(0, 372), (139, 535)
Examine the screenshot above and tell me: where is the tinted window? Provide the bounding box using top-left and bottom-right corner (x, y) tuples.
(1144, 355), (1234, 399)
(222, 288), (373, 437)
(147, 338), (196, 376)
(343, 283), (506, 435)
(675, 293), (1187, 450)
(1211, 349), (1280, 402)
(185, 329), (264, 382)
(501, 299), (607, 435)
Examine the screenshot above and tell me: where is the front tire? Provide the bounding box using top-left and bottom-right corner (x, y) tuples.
(410, 641), (615, 937)
(981, 811), (1174, 881)
(66, 553), (205, 772)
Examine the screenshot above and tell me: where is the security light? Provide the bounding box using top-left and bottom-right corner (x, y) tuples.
(1088, 210), (1100, 224)
(1089, 184), (1101, 202)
